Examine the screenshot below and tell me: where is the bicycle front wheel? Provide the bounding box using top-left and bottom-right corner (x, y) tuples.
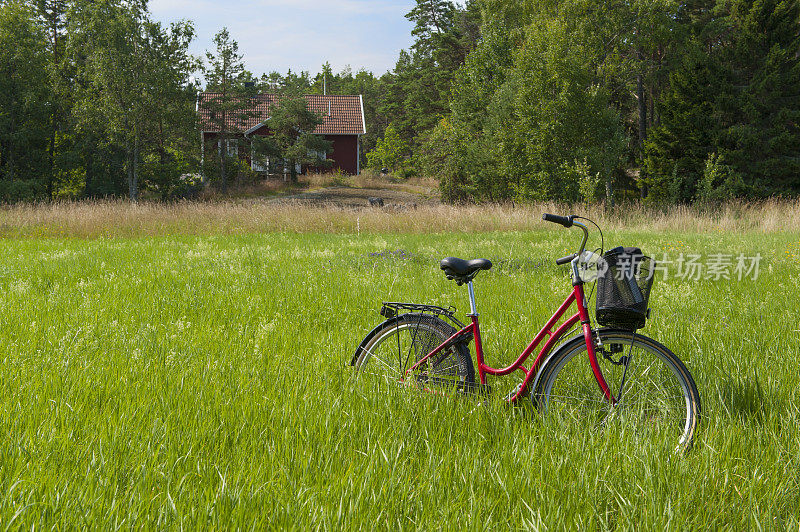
(353, 314), (474, 392)
(534, 329), (700, 449)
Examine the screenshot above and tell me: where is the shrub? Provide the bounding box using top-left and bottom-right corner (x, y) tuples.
(696, 153), (746, 204)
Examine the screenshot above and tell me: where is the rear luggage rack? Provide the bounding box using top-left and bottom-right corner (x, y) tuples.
(380, 302), (466, 329)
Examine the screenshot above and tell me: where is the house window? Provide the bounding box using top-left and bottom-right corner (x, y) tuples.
(252, 156), (269, 173)
(251, 142), (269, 173)
(226, 139), (239, 158)
(308, 149), (327, 162)
(280, 159), (303, 175)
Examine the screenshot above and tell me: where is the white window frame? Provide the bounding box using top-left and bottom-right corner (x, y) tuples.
(251, 152), (269, 173)
(226, 139), (239, 158)
(308, 149), (327, 163)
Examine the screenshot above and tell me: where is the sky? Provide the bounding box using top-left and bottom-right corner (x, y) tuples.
(148, 0), (417, 81)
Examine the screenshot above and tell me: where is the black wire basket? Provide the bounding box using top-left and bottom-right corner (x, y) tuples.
(595, 247), (655, 330)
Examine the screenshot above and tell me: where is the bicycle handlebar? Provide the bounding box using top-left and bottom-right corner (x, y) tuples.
(542, 213), (574, 228)
(556, 253), (578, 266)
(542, 213), (591, 267)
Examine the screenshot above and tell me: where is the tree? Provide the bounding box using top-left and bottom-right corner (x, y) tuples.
(507, 17), (627, 201)
(335, 68), (385, 158)
(366, 124), (408, 172)
(378, 50), (416, 147)
(35, 0), (68, 199)
(254, 96), (331, 182)
(404, 0), (458, 135)
(312, 61), (334, 94)
(69, 0), (198, 202)
(0, 1), (50, 200)
(203, 27), (254, 192)
(377, 0), (477, 161)
(72, 0), (154, 201)
(406, 0), (456, 38)
(59, 0), (200, 201)
(430, 1), (628, 202)
(696, 152), (745, 203)
(139, 19), (199, 198)
(714, 0), (800, 196)
(428, 13), (518, 201)
(647, 0), (800, 200)
(644, 59), (722, 202)
(281, 69), (312, 95)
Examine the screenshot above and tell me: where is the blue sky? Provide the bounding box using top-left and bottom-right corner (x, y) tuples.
(148, 0), (416, 80)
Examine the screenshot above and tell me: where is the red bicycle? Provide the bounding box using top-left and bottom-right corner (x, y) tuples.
(352, 214), (700, 448)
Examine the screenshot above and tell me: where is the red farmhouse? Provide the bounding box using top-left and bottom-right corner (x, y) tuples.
(198, 93), (366, 175)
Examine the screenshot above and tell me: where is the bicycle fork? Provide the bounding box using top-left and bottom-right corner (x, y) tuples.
(575, 283), (616, 404)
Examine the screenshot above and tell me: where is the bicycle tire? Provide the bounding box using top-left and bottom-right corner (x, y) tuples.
(353, 314), (475, 391)
(533, 329), (701, 450)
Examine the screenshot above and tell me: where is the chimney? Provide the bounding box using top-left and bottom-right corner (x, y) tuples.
(328, 101), (332, 117)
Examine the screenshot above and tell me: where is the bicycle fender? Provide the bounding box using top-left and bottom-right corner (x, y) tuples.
(350, 317), (402, 366)
(351, 313), (468, 367)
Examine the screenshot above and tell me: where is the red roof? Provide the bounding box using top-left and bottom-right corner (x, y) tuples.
(198, 93), (366, 136)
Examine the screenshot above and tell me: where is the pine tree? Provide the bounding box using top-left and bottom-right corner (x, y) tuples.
(378, 50), (415, 146)
(406, 0), (456, 41)
(647, 0), (800, 200)
(645, 59), (722, 202)
(203, 28), (253, 192)
(35, 0), (68, 199)
(715, 0), (800, 196)
(387, 0), (470, 154)
(255, 96), (331, 183)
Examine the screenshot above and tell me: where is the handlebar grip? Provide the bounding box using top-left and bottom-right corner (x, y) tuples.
(556, 253), (577, 266)
(542, 213), (574, 228)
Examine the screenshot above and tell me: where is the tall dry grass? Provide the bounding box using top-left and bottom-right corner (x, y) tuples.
(0, 198), (798, 239)
(302, 171), (439, 191)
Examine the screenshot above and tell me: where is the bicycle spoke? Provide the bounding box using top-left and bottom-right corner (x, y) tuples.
(404, 317), (424, 372)
(363, 347), (400, 377)
(622, 373), (684, 403)
(356, 317), (473, 395)
(539, 333), (697, 447)
(395, 322), (403, 371)
(544, 394), (609, 405)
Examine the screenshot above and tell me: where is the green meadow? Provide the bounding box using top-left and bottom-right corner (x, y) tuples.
(0, 223), (798, 528)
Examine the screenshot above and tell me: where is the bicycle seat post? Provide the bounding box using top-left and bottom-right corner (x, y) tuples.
(466, 281), (478, 316)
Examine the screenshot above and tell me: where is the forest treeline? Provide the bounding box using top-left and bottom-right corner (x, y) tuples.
(0, 0), (798, 203)
(406, 0), (800, 203)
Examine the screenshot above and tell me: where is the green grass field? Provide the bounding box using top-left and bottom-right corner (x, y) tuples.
(0, 216), (798, 528)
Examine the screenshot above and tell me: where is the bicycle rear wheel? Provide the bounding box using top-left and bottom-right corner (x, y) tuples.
(353, 314), (474, 392)
(533, 329), (700, 450)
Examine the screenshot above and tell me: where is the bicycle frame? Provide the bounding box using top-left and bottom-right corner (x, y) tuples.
(406, 281), (615, 404)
